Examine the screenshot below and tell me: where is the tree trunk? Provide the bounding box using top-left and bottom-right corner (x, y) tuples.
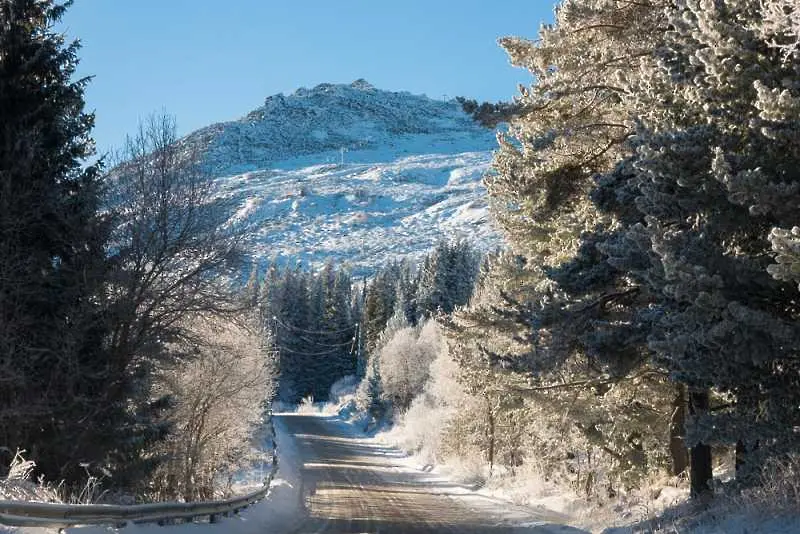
(669, 384), (689, 476)
(688, 388), (712, 498)
(735, 388), (760, 483)
(735, 439), (760, 482)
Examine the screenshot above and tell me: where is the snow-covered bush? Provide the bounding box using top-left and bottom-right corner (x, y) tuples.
(757, 0), (800, 56)
(380, 325), (476, 466)
(328, 374), (359, 404)
(382, 351), (458, 463)
(296, 395), (319, 414)
(148, 315), (275, 501)
(740, 453), (800, 515)
(378, 319), (441, 412)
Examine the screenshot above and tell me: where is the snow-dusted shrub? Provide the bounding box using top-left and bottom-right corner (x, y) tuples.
(0, 450), (60, 503)
(296, 395), (319, 414)
(328, 374), (359, 404)
(639, 456), (800, 533)
(757, 0), (800, 56)
(149, 315), (275, 501)
(381, 326), (474, 466)
(740, 453), (800, 514)
(378, 319), (441, 411)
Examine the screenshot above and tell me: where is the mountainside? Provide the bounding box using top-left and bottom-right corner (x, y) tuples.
(186, 80), (502, 276)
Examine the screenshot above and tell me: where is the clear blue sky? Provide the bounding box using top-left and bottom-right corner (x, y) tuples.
(59, 1), (555, 155)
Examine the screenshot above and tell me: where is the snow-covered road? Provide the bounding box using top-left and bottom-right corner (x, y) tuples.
(265, 412), (586, 534)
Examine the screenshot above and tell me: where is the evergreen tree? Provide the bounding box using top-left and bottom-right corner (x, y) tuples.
(365, 358), (388, 422)
(619, 0), (800, 492)
(259, 261), (358, 403)
(396, 259), (419, 326)
(444, 0), (697, 495)
(416, 240), (480, 317)
(0, 0), (115, 483)
(363, 263), (400, 350)
(244, 260), (261, 308)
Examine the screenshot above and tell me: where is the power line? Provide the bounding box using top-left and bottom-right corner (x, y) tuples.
(293, 333), (356, 348)
(272, 316), (356, 336)
(272, 345), (348, 357)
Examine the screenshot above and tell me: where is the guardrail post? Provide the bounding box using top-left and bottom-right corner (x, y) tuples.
(209, 513), (219, 524)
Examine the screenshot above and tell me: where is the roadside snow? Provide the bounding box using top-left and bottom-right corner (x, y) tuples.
(1, 417), (304, 534)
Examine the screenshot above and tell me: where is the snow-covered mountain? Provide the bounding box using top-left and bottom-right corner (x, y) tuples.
(186, 79), (502, 277)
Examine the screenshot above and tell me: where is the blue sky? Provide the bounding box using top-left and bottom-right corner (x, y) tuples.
(60, 1), (555, 155)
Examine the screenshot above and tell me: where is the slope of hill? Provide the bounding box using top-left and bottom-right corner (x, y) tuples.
(185, 80), (503, 276)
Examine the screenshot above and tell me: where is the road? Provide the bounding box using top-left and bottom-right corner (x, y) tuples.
(270, 413), (587, 534)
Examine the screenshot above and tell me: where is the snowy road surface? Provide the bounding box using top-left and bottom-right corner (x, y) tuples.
(264, 413), (586, 534)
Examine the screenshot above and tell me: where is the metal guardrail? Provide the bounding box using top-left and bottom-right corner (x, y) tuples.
(0, 425), (279, 529)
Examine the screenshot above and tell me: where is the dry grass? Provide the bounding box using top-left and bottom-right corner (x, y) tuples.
(0, 450), (61, 503)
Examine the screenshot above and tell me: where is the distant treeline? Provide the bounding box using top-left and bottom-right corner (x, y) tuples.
(251, 240), (481, 404)
(456, 96), (520, 128)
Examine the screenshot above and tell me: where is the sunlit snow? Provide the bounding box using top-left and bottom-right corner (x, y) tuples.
(180, 80), (502, 277)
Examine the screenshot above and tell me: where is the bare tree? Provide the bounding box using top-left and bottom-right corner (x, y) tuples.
(108, 113), (247, 356)
(101, 113), (251, 484)
(149, 314), (275, 501)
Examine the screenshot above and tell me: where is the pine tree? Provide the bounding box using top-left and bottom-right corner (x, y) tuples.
(416, 241), (480, 318)
(620, 0), (800, 491)
(0, 0), (116, 483)
(451, 0), (677, 493)
(365, 358), (388, 422)
(363, 263), (400, 350)
(257, 261), (359, 403)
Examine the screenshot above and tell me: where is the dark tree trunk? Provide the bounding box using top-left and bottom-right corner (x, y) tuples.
(735, 388), (760, 483)
(669, 384), (689, 476)
(735, 439), (760, 482)
(689, 388), (713, 498)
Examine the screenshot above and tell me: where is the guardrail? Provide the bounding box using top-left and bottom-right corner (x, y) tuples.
(0, 423), (279, 529)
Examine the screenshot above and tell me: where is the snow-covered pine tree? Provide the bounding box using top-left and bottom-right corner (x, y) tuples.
(449, 0), (676, 492)
(396, 259), (419, 326)
(415, 240), (480, 317)
(265, 265), (312, 402)
(363, 262), (401, 350)
(757, 0), (800, 57)
(620, 0), (800, 493)
(310, 261), (356, 399)
(244, 260), (261, 308)
(257, 261), (360, 403)
(365, 357), (388, 422)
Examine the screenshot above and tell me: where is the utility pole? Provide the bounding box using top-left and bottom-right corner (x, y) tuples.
(271, 316), (280, 369)
(357, 322), (364, 378)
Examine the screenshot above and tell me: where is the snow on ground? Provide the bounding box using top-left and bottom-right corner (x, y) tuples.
(177, 80), (503, 278)
(6, 406), (799, 533)
(296, 399), (585, 532)
(270, 408), (586, 533)
(215, 148), (501, 278)
(324, 390), (800, 534)
(5, 416), (306, 534)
